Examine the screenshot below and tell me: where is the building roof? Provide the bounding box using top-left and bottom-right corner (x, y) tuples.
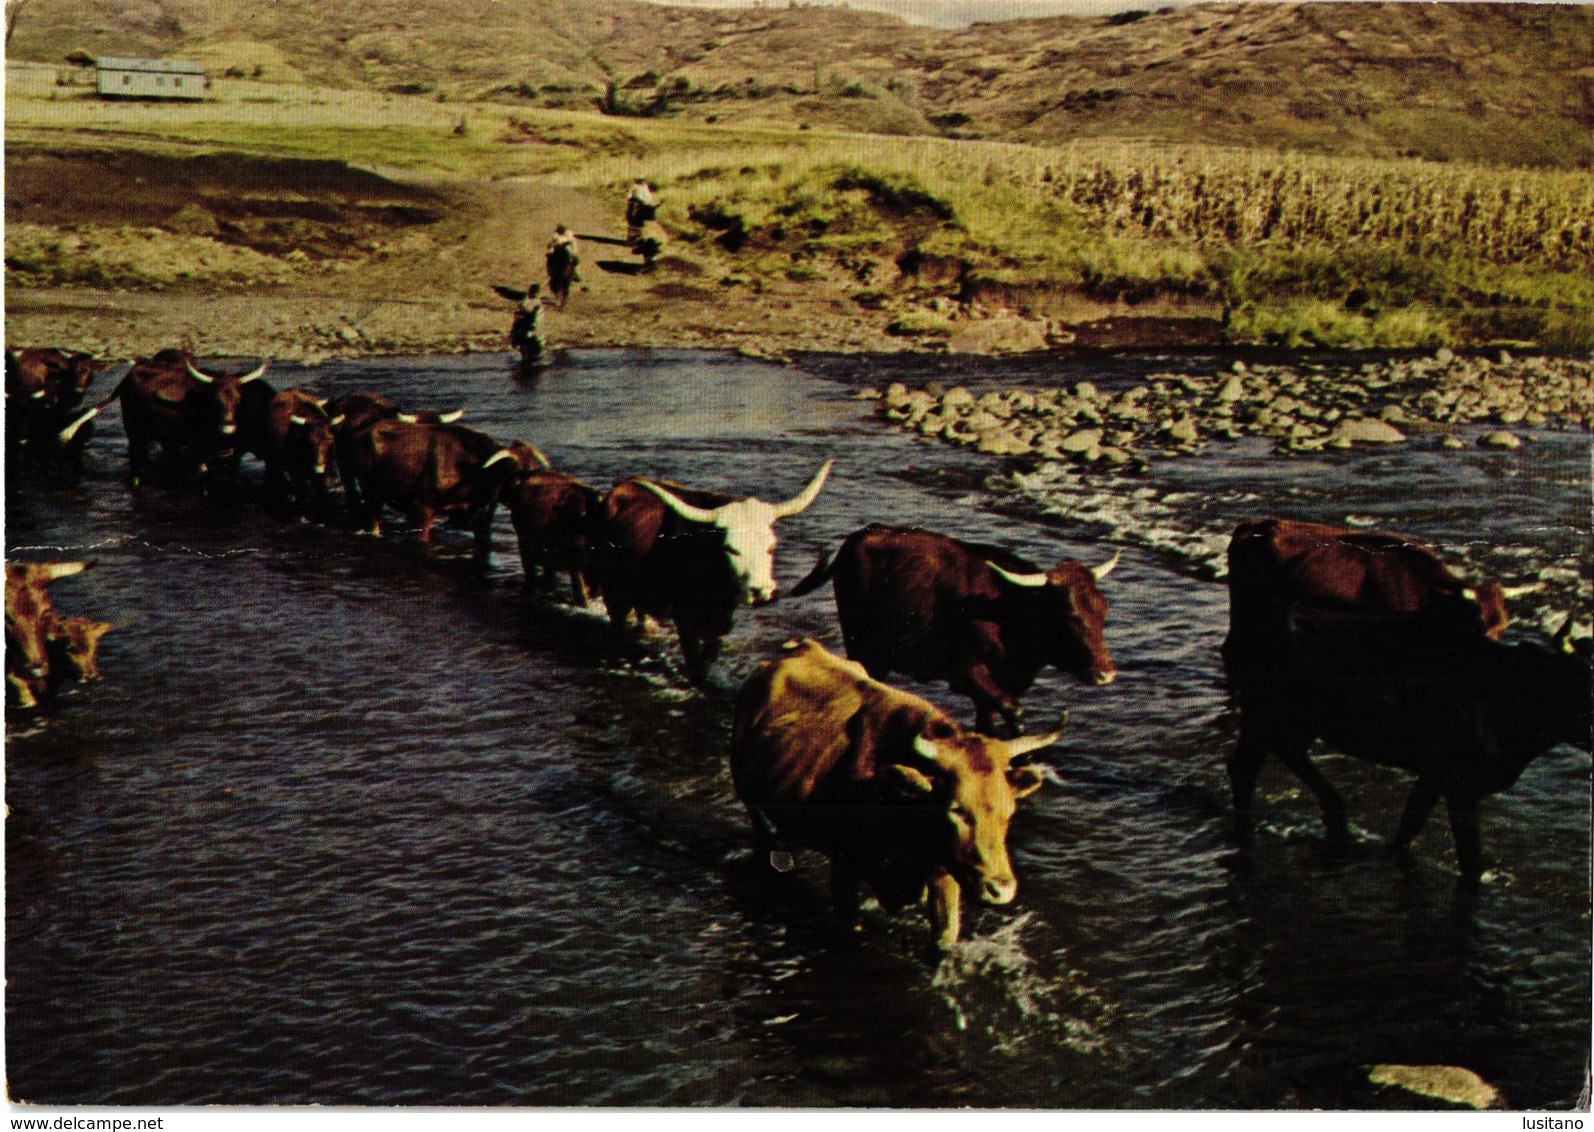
(95, 57), (206, 75)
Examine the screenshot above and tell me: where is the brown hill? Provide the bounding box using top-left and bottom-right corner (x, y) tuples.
(8, 0), (1592, 166)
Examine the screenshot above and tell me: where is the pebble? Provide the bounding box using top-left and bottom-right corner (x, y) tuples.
(878, 353), (1590, 471)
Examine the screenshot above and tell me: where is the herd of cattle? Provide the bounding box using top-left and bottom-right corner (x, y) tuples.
(7, 345), (1591, 948)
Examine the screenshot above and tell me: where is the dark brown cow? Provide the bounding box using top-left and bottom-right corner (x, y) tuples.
(1222, 517), (1509, 679)
(45, 615), (113, 691)
(252, 389), (342, 513)
(792, 523), (1117, 735)
(5, 561), (88, 710)
(6, 348), (102, 479)
(60, 349), (268, 489)
(346, 418), (519, 562)
(586, 461), (831, 682)
(326, 391), (463, 512)
(731, 639), (1059, 948)
(1227, 604), (1591, 883)
(503, 449), (601, 606)
(6, 347), (98, 408)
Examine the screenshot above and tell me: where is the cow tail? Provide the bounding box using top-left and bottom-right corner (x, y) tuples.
(789, 546), (837, 598)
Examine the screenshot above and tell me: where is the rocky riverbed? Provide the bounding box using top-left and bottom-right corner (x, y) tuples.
(877, 349), (1594, 470)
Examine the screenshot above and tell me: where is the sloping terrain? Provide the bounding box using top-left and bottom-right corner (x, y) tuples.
(8, 0), (1593, 166)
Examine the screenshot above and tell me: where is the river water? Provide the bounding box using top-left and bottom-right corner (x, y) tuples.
(6, 347), (1589, 1108)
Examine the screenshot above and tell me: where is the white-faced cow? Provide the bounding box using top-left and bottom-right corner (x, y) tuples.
(731, 638), (1060, 948)
(792, 523), (1117, 735)
(587, 460), (831, 682)
(60, 349), (269, 490)
(1227, 603), (1590, 884)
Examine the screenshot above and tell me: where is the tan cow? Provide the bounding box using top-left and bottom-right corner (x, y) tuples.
(731, 638), (1060, 949)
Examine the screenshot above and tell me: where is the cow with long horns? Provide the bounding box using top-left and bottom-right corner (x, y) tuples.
(60, 349), (269, 489)
(732, 638), (1059, 948)
(503, 448), (602, 606)
(326, 391), (465, 513)
(792, 523), (1117, 735)
(587, 460), (832, 682)
(345, 418), (520, 563)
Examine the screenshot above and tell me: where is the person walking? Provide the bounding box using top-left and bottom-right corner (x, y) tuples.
(546, 225), (580, 309)
(510, 283), (546, 364)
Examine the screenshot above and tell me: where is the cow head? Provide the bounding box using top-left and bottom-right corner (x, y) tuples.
(888, 723), (1060, 906)
(5, 561), (88, 696)
(637, 460), (832, 606)
(988, 550), (1119, 686)
(186, 359), (269, 438)
(287, 406), (342, 480)
(1464, 581), (1511, 641)
(48, 616), (113, 683)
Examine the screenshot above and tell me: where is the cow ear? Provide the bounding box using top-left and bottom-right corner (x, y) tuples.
(1007, 765), (1045, 799)
(885, 763), (937, 797)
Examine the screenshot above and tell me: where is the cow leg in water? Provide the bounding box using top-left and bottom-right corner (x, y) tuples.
(1391, 775), (1443, 858)
(927, 870), (962, 949)
(956, 664), (1023, 736)
(1442, 787), (1485, 885)
(1226, 724), (1269, 843)
(471, 507), (495, 568)
(1273, 742), (1350, 843)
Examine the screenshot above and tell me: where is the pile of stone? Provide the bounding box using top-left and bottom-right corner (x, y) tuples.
(878, 351), (1592, 469)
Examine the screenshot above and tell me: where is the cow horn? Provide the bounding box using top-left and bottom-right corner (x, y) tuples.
(329, 414), (346, 427)
(437, 408), (465, 424)
(30, 389), (47, 400)
(988, 562), (1049, 588)
(482, 448), (515, 470)
(42, 561), (88, 581)
(1492, 583), (1541, 601)
(638, 480), (719, 524)
(769, 459), (833, 520)
(911, 732), (949, 765)
(523, 445), (552, 469)
(186, 361), (217, 384)
(59, 407), (99, 442)
(1005, 719), (1067, 760)
(396, 412), (420, 424)
(237, 360), (269, 384)
(1092, 548), (1122, 581)
(289, 414), (309, 426)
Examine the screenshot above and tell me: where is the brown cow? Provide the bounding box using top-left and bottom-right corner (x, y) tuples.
(1222, 517), (1509, 679)
(792, 523), (1117, 735)
(5, 561), (89, 709)
(252, 389), (342, 513)
(326, 391), (464, 512)
(346, 418), (519, 562)
(6, 348), (102, 479)
(587, 461), (831, 682)
(1227, 604), (1590, 883)
(731, 639), (1059, 948)
(503, 449), (601, 606)
(60, 349), (269, 489)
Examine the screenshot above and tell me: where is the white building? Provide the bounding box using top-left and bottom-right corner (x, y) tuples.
(96, 57), (206, 101)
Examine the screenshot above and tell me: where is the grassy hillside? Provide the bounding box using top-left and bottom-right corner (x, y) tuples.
(8, 0), (1594, 167)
